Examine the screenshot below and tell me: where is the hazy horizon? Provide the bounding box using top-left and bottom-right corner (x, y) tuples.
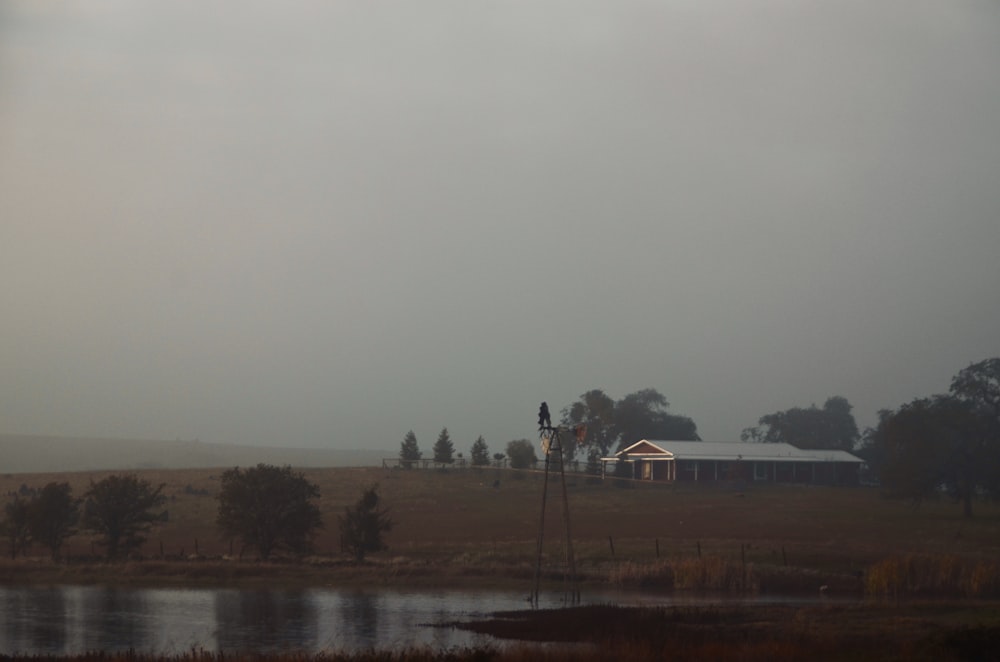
(2, 1), (998, 454)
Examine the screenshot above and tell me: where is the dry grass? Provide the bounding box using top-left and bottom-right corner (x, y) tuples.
(609, 556), (757, 592)
(456, 603), (1000, 661)
(2, 466), (1000, 593)
(866, 555), (1000, 599)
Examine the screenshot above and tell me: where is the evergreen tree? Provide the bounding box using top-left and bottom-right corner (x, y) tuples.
(399, 430), (421, 468)
(339, 484), (393, 562)
(433, 427), (455, 464)
(470, 435), (490, 466)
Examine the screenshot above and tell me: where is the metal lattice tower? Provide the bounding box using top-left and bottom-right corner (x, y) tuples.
(532, 411), (580, 607)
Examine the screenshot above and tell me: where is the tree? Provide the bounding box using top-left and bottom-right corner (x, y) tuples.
(399, 430), (421, 468)
(561, 388), (700, 459)
(470, 436), (490, 466)
(873, 395), (991, 517)
(506, 439), (537, 469)
(433, 427), (455, 464)
(216, 464), (323, 561)
(338, 484), (393, 562)
(740, 396), (859, 451)
(856, 409), (893, 481)
(28, 482), (79, 561)
(83, 474), (166, 560)
(612, 388), (700, 450)
(561, 389), (617, 459)
(2, 496), (31, 560)
(951, 358), (1000, 421)
(867, 358), (1000, 517)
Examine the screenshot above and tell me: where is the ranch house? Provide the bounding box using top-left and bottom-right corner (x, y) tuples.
(601, 440), (863, 486)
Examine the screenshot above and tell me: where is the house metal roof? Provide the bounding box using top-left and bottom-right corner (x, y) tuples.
(609, 440), (863, 464)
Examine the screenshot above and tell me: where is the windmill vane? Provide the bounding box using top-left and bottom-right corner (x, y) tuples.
(537, 401), (552, 430)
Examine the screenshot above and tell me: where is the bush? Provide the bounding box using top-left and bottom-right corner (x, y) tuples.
(506, 439), (537, 469)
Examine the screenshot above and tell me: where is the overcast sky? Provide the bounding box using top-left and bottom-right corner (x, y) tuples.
(2, 1), (998, 454)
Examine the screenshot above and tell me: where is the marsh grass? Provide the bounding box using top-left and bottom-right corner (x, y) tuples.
(455, 603), (1000, 661)
(609, 556), (758, 592)
(866, 554), (1000, 599)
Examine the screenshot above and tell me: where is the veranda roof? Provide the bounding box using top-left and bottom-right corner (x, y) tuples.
(605, 440), (863, 464)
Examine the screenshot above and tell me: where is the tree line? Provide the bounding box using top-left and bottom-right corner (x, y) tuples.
(398, 388), (702, 476)
(2, 474), (166, 561)
(856, 358), (1000, 517)
(397, 387), (858, 476)
(2, 466), (391, 563)
(398, 428), (538, 471)
(399, 361), (1000, 517)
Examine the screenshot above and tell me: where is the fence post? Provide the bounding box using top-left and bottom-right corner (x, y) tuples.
(741, 543), (747, 589)
(608, 536), (616, 561)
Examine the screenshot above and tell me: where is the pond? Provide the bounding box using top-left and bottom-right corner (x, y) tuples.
(0, 585), (611, 655)
(0, 585), (837, 655)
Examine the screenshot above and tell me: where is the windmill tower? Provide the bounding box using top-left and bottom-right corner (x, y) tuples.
(532, 402), (581, 606)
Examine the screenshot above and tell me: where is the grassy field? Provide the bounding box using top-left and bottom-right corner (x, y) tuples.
(3, 464), (1000, 594)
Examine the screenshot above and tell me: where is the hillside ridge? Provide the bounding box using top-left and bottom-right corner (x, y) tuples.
(0, 434), (389, 473)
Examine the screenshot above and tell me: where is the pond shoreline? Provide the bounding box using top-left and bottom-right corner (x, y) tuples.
(451, 601), (1000, 660)
(0, 555), (868, 598)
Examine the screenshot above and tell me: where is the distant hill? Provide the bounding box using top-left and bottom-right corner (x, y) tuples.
(0, 434), (391, 474)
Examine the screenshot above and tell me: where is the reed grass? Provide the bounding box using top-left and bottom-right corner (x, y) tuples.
(865, 554), (1000, 599)
(609, 556), (757, 592)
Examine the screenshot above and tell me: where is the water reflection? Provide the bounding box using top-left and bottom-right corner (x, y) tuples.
(214, 589), (318, 652)
(1, 584), (782, 655)
(336, 591), (378, 648)
(0, 587), (68, 654)
(81, 587), (148, 653)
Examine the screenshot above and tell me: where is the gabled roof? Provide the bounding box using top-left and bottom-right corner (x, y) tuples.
(617, 440), (671, 456)
(612, 440), (863, 464)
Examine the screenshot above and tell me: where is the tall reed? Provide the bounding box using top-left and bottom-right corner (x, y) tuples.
(865, 554), (1000, 599)
(609, 556), (756, 592)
